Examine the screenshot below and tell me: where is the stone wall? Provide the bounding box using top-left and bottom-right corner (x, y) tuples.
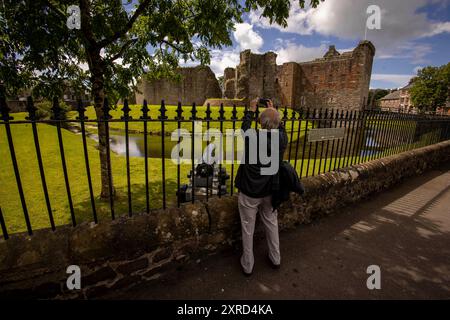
(223, 67), (236, 99)
(235, 50), (278, 104)
(1, 140), (449, 299)
(135, 66), (222, 106)
(290, 41), (375, 110)
(226, 41), (375, 110)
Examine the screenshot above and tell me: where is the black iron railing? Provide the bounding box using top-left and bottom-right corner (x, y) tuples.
(1, 96), (449, 239)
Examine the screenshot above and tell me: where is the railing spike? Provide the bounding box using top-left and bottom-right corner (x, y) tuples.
(205, 102), (212, 120)
(140, 99), (150, 120)
(102, 97), (112, 120)
(218, 103), (225, 120)
(190, 102), (197, 120)
(121, 98), (132, 120)
(231, 104), (238, 120)
(158, 99), (168, 120)
(175, 101), (184, 120)
(25, 96), (37, 121)
(51, 97), (63, 120)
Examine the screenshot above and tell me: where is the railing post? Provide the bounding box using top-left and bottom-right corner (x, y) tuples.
(159, 100), (168, 209)
(205, 103), (211, 201)
(121, 99), (133, 216)
(140, 99), (150, 213)
(26, 96), (55, 230)
(51, 97), (76, 226)
(175, 101), (183, 207)
(190, 102), (196, 204)
(76, 99), (97, 223)
(293, 108), (303, 171)
(288, 109), (296, 162)
(300, 108), (310, 177)
(305, 108), (316, 177)
(0, 91), (32, 235)
(318, 108), (328, 173)
(0, 206), (8, 240)
(230, 104), (238, 195)
(102, 97), (115, 219)
(312, 108), (322, 175)
(218, 103), (225, 197)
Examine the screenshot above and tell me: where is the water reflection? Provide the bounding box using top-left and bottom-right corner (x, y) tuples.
(360, 128), (383, 157)
(89, 133), (178, 158)
(87, 127), (386, 160)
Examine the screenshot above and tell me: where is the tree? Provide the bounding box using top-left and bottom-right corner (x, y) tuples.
(410, 63), (450, 112)
(0, 0), (323, 198)
(368, 88), (389, 109)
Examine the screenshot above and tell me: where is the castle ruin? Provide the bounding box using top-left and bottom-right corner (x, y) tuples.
(135, 65), (222, 106)
(135, 41), (375, 110)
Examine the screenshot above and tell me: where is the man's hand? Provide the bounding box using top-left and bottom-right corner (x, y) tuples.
(249, 98), (258, 112)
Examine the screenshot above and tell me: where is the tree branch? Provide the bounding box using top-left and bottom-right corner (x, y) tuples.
(79, 0), (98, 48)
(106, 38), (138, 62)
(98, 0), (152, 48)
(160, 39), (190, 55)
(44, 0), (67, 21)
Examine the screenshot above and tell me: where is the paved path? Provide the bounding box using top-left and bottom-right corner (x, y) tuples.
(110, 166), (450, 299)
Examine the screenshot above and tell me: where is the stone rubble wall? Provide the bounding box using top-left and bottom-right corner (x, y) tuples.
(1, 140), (449, 299)
(135, 66), (222, 106)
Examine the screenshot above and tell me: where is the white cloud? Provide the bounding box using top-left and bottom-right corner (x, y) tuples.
(377, 43), (432, 64)
(233, 23), (264, 52)
(422, 21), (450, 37)
(275, 42), (328, 64)
(371, 73), (414, 87)
(250, 0), (450, 61)
(208, 49), (240, 77)
(179, 23), (263, 77)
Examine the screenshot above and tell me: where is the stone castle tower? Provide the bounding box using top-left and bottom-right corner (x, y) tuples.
(223, 40), (375, 110)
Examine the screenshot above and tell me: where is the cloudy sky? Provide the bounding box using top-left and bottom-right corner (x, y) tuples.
(203, 0), (450, 89)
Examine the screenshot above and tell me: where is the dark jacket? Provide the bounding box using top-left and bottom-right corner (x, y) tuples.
(235, 110), (288, 198)
(271, 161), (305, 209)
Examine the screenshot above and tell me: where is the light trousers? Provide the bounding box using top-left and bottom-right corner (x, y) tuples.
(238, 192), (281, 273)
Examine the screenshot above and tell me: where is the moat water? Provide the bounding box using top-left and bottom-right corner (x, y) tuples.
(86, 127), (383, 160)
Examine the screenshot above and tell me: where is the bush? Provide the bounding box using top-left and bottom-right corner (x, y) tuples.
(34, 100), (71, 120)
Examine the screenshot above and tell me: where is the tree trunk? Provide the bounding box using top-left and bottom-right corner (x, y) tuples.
(91, 58), (114, 199)
(79, 0), (114, 199)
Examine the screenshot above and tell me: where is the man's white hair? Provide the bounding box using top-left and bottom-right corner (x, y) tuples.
(259, 108), (280, 129)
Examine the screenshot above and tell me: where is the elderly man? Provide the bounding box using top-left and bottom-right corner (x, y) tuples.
(235, 98), (288, 276)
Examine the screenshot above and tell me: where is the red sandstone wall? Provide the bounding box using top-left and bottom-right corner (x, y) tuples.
(277, 41), (375, 110)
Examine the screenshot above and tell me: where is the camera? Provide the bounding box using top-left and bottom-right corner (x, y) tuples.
(258, 98), (271, 108)
(177, 163), (230, 203)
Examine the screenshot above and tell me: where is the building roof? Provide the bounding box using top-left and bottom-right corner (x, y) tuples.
(380, 90), (400, 100)
(401, 82), (413, 90)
